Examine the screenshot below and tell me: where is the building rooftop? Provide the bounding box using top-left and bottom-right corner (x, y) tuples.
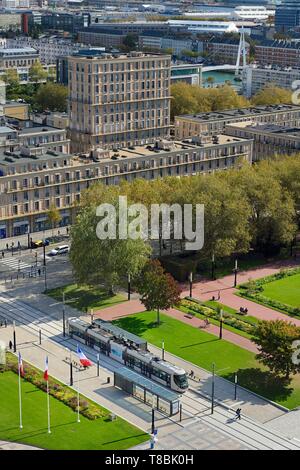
(177, 104), (300, 122)
(228, 121), (300, 138)
(0, 148), (70, 166)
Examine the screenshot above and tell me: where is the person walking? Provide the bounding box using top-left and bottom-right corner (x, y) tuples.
(235, 408), (242, 420)
(9, 340), (13, 350)
(1, 251), (4, 258)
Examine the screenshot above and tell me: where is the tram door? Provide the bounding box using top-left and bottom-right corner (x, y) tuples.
(141, 362), (151, 378)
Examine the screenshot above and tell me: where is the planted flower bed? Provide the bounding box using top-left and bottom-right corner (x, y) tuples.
(0, 353), (107, 420)
(181, 298), (255, 335)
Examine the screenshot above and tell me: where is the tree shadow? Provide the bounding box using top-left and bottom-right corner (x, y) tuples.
(224, 368), (293, 403)
(113, 316), (159, 336)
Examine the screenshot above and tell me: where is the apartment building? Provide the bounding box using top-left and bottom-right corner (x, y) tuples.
(174, 105), (300, 140)
(205, 38), (250, 65)
(255, 40), (300, 68)
(0, 134), (253, 238)
(78, 28), (126, 49)
(275, 0), (300, 33)
(243, 65), (300, 97)
(68, 51), (172, 152)
(0, 120), (70, 155)
(0, 48), (39, 83)
(7, 36), (83, 65)
(226, 120), (300, 161)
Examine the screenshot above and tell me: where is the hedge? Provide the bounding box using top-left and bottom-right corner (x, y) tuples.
(239, 267), (300, 317)
(181, 298), (255, 335)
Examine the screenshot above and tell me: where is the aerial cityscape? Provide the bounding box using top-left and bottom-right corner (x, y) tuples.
(1, 0), (300, 459)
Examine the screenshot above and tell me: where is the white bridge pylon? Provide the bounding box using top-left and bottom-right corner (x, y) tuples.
(235, 27), (247, 76)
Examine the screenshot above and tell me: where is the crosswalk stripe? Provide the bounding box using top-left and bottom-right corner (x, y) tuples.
(0, 258), (33, 270)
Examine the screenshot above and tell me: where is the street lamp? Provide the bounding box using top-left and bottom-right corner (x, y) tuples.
(211, 362), (215, 415)
(211, 253), (215, 280)
(162, 340), (165, 361)
(189, 271), (193, 298)
(233, 259), (238, 287)
(62, 292), (66, 337)
(151, 393), (155, 434)
(127, 272), (131, 301)
(219, 309), (223, 340)
(13, 320), (17, 353)
(90, 309), (94, 324)
(44, 265), (47, 291)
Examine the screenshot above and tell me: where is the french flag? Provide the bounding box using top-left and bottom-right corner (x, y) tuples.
(18, 352), (24, 377)
(44, 356), (49, 381)
(77, 346), (92, 367)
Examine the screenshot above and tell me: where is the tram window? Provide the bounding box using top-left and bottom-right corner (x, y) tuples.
(151, 368), (169, 382)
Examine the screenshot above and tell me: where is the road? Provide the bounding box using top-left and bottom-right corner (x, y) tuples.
(0, 291), (300, 450)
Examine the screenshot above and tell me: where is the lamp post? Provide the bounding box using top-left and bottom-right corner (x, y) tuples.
(234, 372), (238, 400)
(27, 230), (30, 249)
(233, 259), (238, 287)
(43, 241), (46, 267)
(11, 242), (14, 257)
(219, 309), (223, 340)
(127, 272), (131, 301)
(151, 393), (155, 434)
(162, 340), (165, 361)
(189, 271), (193, 298)
(90, 309), (94, 324)
(211, 253), (215, 280)
(211, 362), (215, 415)
(13, 320), (16, 352)
(44, 265), (47, 291)
(62, 292), (66, 337)
(67, 348), (73, 387)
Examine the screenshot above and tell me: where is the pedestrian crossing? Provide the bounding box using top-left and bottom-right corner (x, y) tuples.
(0, 257), (34, 272)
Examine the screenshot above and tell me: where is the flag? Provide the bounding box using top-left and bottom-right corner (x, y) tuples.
(18, 352), (24, 377)
(44, 356), (49, 381)
(76, 346), (92, 367)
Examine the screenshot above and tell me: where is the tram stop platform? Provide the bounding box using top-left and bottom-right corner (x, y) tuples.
(114, 367), (181, 417)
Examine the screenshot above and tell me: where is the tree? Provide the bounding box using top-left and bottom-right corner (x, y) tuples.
(251, 85), (292, 106)
(205, 76), (215, 88)
(2, 69), (20, 96)
(34, 83), (68, 112)
(225, 165), (297, 255)
(252, 320), (300, 380)
(29, 60), (47, 84)
(47, 204), (62, 236)
(69, 203), (151, 295)
(136, 260), (181, 324)
(122, 34), (138, 51)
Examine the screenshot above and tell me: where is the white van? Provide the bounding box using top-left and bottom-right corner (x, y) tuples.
(49, 245), (69, 256)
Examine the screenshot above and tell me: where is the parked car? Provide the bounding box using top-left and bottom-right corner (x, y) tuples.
(31, 239), (50, 248)
(49, 245), (69, 256)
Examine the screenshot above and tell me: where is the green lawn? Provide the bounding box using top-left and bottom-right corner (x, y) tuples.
(0, 371), (148, 450)
(262, 273), (300, 308)
(114, 311), (300, 409)
(47, 283), (125, 312)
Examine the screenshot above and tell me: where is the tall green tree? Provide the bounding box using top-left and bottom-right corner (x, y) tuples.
(29, 60), (47, 84)
(136, 260), (181, 324)
(252, 320), (300, 380)
(251, 85), (292, 106)
(34, 82), (68, 112)
(70, 203), (151, 295)
(47, 204), (62, 236)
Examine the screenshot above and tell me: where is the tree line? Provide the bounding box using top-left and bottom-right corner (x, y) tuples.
(171, 82), (293, 120)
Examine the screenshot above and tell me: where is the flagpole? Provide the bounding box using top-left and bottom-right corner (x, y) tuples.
(46, 357), (51, 434)
(77, 367), (80, 423)
(47, 379), (51, 433)
(18, 355), (23, 429)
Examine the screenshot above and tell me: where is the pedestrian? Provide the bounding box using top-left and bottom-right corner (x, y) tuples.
(66, 227), (69, 235)
(9, 340), (12, 350)
(1, 251), (4, 258)
(38, 268), (41, 277)
(235, 408), (242, 420)
(6, 243), (8, 251)
(217, 290), (221, 300)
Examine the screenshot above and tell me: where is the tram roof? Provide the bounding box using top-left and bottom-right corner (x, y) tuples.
(115, 367), (180, 402)
(93, 319), (147, 348)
